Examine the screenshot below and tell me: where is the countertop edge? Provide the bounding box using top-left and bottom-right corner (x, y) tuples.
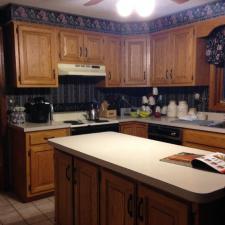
(49, 140), (225, 204)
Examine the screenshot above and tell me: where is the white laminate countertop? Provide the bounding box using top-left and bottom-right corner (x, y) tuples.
(118, 116), (225, 134)
(49, 132), (225, 203)
(10, 121), (71, 132)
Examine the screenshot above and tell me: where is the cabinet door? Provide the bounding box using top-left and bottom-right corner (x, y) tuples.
(137, 185), (189, 225)
(101, 170), (135, 225)
(54, 150), (73, 225)
(18, 25), (57, 86)
(84, 34), (104, 64)
(170, 27), (194, 84)
(123, 36), (148, 86)
(105, 36), (121, 87)
(120, 123), (136, 136)
(135, 123), (148, 138)
(59, 31), (84, 63)
(151, 33), (170, 86)
(29, 144), (54, 194)
(74, 158), (98, 225)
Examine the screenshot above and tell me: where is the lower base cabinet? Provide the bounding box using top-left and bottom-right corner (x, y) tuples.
(119, 122), (148, 138)
(138, 186), (189, 225)
(100, 170), (135, 225)
(54, 150), (225, 225)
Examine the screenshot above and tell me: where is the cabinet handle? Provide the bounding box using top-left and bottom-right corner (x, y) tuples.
(53, 69), (56, 78)
(170, 69), (173, 79)
(44, 136), (55, 140)
(127, 194), (133, 218)
(137, 198), (144, 222)
(165, 69), (168, 79)
(108, 72), (111, 80)
(80, 47), (82, 57)
(85, 47), (88, 57)
(66, 165), (71, 181)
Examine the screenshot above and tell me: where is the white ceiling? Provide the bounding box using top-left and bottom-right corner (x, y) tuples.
(0, 0), (217, 22)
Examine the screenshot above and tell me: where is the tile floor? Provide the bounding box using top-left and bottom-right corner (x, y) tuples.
(0, 192), (55, 225)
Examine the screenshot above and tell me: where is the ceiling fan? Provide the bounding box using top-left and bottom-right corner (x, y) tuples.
(84, 0), (190, 6)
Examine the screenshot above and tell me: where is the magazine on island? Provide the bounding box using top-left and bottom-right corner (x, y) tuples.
(167, 152), (225, 174)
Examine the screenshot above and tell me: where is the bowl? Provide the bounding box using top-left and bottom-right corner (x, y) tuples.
(130, 111), (139, 118)
(139, 111), (150, 118)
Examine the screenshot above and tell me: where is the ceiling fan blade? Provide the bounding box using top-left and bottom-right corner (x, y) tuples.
(84, 0), (104, 6)
(171, 0), (190, 4)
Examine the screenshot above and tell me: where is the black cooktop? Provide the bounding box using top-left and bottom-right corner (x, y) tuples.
(63, 120), (84, 125)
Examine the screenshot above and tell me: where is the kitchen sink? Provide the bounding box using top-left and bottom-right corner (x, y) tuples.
(207, 121), (225, 128)
(171, 119), (225, 128)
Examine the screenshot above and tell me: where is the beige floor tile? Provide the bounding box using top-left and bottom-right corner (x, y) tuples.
(17, 206), (46, 224)
(32, 199), (50, 207)
(0, 211), (24, 225)
(35, 202), (54, 214)
(0, 205), (15, 216)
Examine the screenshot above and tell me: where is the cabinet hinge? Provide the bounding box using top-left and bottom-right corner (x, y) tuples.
(192, 75), (194, 81)
(28, 150), (31, 157)
(28, 185), (31, 191)
(16, 26), (19, 33)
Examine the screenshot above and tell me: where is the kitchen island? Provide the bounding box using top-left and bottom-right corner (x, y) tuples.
(49, 132), (225, 225)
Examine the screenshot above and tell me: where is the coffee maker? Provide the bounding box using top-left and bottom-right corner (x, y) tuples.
(25, 97), (53, 123)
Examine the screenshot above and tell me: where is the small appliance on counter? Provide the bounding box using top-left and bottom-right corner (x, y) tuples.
(25, 97), (53, 123)
(100, 100), (117, 118)
(85, 102), (100, 121)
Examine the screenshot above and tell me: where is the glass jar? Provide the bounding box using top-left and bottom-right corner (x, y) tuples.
(167, 100), (177, 118)
(177, 101), (188, 118)
(10, 107), (26, 124)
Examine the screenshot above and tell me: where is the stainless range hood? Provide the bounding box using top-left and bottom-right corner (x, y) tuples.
(58, 64), (106, 76)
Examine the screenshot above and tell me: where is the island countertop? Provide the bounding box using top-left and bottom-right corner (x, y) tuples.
(49, 132), (225, 203)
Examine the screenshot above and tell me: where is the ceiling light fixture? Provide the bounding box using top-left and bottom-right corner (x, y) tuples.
(116, 0), (155, 17)
(116, 0), (134, 17)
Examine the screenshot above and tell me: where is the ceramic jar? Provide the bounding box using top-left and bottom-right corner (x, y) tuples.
(177, 101), (188, 118)
(167, 101), (177, 118)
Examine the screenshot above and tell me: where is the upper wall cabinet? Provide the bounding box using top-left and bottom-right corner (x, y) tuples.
(150, 26), (209, 87)
(103, 36), (121, 87)
(6, 22), (58, 88)
(122, 35), (150, 87)
(59, 29), (105, 64)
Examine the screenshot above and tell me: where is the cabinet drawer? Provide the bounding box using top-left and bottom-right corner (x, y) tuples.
(28, 129), (69, 145)
(183, 129), (225, 150)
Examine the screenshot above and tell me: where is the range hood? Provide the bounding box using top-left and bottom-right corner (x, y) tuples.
(58, 64), (106, 76)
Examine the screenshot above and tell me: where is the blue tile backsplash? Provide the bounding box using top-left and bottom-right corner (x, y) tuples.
(6, 76), (209, 112)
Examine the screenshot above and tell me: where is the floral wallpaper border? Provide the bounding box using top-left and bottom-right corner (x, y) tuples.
(0, 1), (225, 35)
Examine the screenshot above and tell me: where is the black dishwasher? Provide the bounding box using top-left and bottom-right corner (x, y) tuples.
(148, 124), (182, 145)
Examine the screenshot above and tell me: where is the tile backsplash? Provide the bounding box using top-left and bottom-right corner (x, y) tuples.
(6, 76), (209, 112)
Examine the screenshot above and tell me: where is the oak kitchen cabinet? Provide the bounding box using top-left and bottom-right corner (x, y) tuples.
(103, 35), (122, 87)
(151, 26), (209, 86)
(10, 127), (69, 202)
(122, 36), (150, 87)
(59, 29), (105, 64)
(5, 22), (58, 88)
(54, 150), (191, 225)
(183, 129), (225, 153)
(120, 122), (148, 138)
(55, 150), (98, 225)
